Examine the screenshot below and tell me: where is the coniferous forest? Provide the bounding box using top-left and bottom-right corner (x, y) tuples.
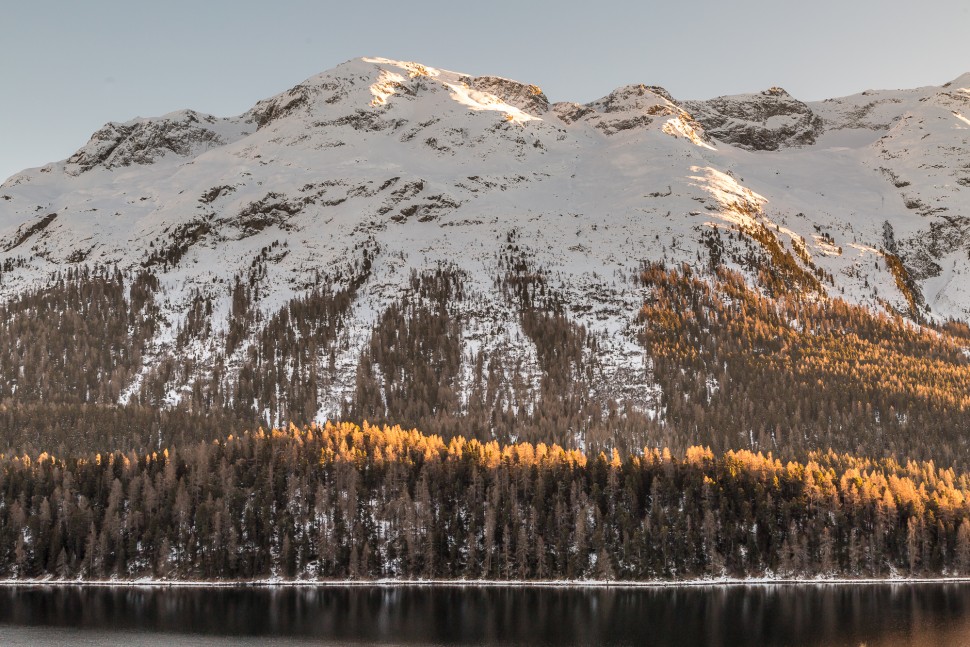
(2, 422), (970, 581)
(0, 258), (969, 580)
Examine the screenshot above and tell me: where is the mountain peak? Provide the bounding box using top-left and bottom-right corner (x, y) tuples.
(943, 71), (970, 91)
(762, 86), (791, 97)
(64, 109), (248, 175)
(587, 84), (676, 113)
(245, 56), (550, 132)
(684, 87), (822, 150)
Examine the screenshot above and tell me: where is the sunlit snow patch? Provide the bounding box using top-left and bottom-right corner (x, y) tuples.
(663, 116), (716, 150)
(369, 69), (408, 106)
(445, 82), (540, 124)
(848, 242), (883, 257)
(362, 57), (440, 78)
(688, 167), (827, 270)
(813, 235), (842, 257)
(689, 166), (767, 228)
(364, 58), (442, 107)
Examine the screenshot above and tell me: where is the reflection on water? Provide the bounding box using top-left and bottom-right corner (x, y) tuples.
(0, 583), (969, 646)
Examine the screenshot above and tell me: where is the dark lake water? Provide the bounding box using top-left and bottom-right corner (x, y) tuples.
(0, 582), (969, 646)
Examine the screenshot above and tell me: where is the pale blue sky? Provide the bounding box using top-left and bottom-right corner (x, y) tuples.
(2, 0), (968, 182)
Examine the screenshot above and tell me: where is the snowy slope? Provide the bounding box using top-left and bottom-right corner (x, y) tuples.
(0, 57), (967, 420)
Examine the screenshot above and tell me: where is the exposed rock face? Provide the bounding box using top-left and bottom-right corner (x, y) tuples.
(555, 84), (680, 135)
(551, 101), (596, 125)
(65, 110), (240, 174)
(460, 75), (550, 115)
(250, 84), (316, 129)
(685, 87), (824, 150)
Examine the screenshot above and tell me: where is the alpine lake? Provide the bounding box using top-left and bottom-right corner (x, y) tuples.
(0, 581), (968, 646)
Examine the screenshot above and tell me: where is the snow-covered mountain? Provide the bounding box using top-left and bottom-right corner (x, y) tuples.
(1, 57), (968, 429)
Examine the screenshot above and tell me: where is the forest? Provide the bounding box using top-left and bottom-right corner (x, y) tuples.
(0, 248), (969, 581)
(637, 263), (970, 466)
(2, 421), (969, 581)
(2, 254), (969, 467)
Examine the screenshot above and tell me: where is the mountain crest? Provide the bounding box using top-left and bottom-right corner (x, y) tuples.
(457, 75), (550, 115)
(65, 109), (246, 175)
(684, 87), (823, 150)
(943, 71), (970, 90)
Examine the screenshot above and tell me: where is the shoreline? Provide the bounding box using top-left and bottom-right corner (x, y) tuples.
(2, 576), (970, 589)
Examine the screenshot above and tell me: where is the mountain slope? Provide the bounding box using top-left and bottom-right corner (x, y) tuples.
(0, 57), (968, 458)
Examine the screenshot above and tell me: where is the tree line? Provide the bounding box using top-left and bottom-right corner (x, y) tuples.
(0, 243), (968, 466)
(2, 421), (970, 581)
(638, 263), (970, 467)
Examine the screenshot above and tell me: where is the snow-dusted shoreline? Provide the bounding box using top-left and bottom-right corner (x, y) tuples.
(2, 577), (970, 589)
